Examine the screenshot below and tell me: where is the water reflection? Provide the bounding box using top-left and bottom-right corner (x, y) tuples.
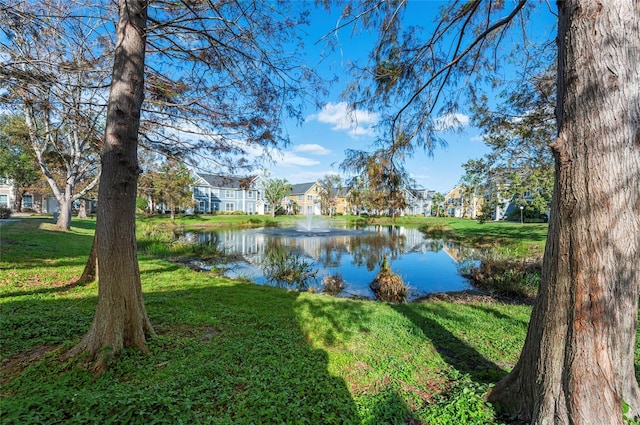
(183, 225), (478, 300)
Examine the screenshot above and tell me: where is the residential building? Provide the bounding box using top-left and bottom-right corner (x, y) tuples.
(444, 185), (483, 218)
(0, 177), (57, 213)
(333, 187), (350, 215)
(405, 188), (436, 216)
(484, 172), (551, 221)
(191, 173), (267, 214)
(287, 182), (322, 215)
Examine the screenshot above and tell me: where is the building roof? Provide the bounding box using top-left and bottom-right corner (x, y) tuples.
(196, 173), (257, 189)
(289, 182), (317, 195)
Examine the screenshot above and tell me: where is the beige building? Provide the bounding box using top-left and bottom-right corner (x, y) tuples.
(444, 185), (483, 219)
(287, 182), (322, 215)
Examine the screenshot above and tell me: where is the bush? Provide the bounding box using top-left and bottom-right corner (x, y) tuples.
(0, 206), (11, 219)
(465, 251), (541, 299)
(322, 274), (345, 295)
(370, 256), (407, 303)
(261, 247), (318, 290)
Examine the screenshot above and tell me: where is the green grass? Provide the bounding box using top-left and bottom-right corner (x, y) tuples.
(417, 218), (548, 258)
(0, 216), (630, 424)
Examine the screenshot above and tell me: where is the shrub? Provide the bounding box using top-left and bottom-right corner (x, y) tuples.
(465, 250), (541, 299)
(322, 274), (345, 295)
(370, 256), (407, 303)
(261, 247), (318, 290)
(0, 206), (11, 219)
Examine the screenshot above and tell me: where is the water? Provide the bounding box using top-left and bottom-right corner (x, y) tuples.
(183, 224), (478, 300)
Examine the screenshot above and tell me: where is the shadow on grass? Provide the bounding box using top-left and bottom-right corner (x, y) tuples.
(391, 303), (507, 384)
(1, 282), (364, 424)
(470, 304), (531, 328)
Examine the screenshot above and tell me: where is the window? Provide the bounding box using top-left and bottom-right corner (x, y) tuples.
(225, 190), (234, 198)
(22, 195), (33, 209)
(198, 201), (205, 212)
(306, 205), (313, 214)
(0, 194), (8, 208)
(225, 202), (235, 212)
(306, 195), (312, 201)
(297, 195), (302, 201)
(247, 191), (253, 198)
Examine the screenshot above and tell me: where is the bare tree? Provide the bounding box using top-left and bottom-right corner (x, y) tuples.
(334, 0), (639, 422)
(0, 1), (108, 230)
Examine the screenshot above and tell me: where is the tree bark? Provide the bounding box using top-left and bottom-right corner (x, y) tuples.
(56, 197), (73, 230)
(77, 198), (88, 219)
(487, 1), (640, 423)
(75, 232), (98, 285)
(68, 0), (154, 368)
(15, 190), (23, 212)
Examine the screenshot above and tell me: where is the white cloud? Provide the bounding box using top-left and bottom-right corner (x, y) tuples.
(469, 135), (483, 142)
(292, 144), (332, 155)
(434, 113), (470, 131)
(307, 102), (378, 138)
(274, 151), (321, 167)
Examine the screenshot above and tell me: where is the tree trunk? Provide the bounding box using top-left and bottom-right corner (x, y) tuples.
(487, 1), (640, 423)
(77, 198), (88, 219)
(56, 197), (73, 230)
(75, 232), (98, 285)
(68, 0), (154, 369)
(15, 190), (23, 212)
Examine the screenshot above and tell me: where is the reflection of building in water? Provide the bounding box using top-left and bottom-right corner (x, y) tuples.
(441, 241), (476, 263)
(186, 226), (476, 267)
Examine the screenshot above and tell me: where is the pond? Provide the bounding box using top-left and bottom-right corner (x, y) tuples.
(182, 221), (479, 301)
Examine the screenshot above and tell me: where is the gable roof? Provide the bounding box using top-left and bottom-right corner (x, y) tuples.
(195, 173), (257, 189)
(289, 182), (317, 195)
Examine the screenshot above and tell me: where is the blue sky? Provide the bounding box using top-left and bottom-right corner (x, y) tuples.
(261, 1), (557, 194)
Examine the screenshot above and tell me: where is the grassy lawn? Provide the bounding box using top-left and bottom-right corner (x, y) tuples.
(415, 218), (548, 258)
(0, 216), (632, 424)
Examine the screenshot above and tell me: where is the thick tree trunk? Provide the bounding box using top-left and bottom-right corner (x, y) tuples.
(77, 198), (88, 219)
(68, 0), (154, 368)
(56, 197), (73, 230)
(487, 1), (640, 423)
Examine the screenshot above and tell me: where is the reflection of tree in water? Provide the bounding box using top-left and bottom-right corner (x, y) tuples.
(426, 239), (444, 253)
(315, 239), (348, 268)
(349, 226), (407, 271)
